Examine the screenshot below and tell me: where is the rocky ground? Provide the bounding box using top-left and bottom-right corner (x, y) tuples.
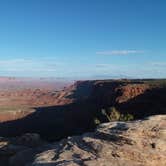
(0, 115), (165, 166)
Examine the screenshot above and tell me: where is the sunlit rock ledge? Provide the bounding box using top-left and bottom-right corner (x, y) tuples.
(0, 115), (165, 166)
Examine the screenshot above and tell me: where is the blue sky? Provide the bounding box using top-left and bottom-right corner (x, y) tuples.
(0, 0), (165, 79)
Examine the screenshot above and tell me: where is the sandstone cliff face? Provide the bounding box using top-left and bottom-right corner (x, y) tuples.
(115, 84), (150, 103)
(0, 80), (165, 123)
(1, 115), (165, 166)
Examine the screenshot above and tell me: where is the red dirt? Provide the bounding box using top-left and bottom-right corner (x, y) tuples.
(0, 77), (73, 122)
(0, 88), (73, 107)
(0, 109), (35, 123)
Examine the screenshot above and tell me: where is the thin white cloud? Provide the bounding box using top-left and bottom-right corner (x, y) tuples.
(96, 50), (144, 55)
(0, 58), (59, 72)
(150, 62), (166, 67)
(0, 59), (32, 65)
(95, 64), (111, 68)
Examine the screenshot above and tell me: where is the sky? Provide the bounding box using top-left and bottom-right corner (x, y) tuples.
(0, 0), (165, 79)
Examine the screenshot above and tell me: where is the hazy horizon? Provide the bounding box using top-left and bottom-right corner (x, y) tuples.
(0, 0), (165, 78)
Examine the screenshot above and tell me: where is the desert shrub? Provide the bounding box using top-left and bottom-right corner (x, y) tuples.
(101, 107), (134, 122)
(94, 117), (101, 125)
(109, 107), (121, 121)
(120, 113), (134, 121)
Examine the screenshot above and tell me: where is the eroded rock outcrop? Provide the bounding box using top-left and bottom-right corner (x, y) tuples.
(3, 115), (165, 166)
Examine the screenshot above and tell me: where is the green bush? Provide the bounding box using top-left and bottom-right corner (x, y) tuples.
(94, 117), (101, 125)
(109, 107), (121, 121)
(120, 113), (134, 121)
(101, 107), (134, 122)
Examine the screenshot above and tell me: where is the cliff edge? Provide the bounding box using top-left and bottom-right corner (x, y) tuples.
(1, 115), (165, 166)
